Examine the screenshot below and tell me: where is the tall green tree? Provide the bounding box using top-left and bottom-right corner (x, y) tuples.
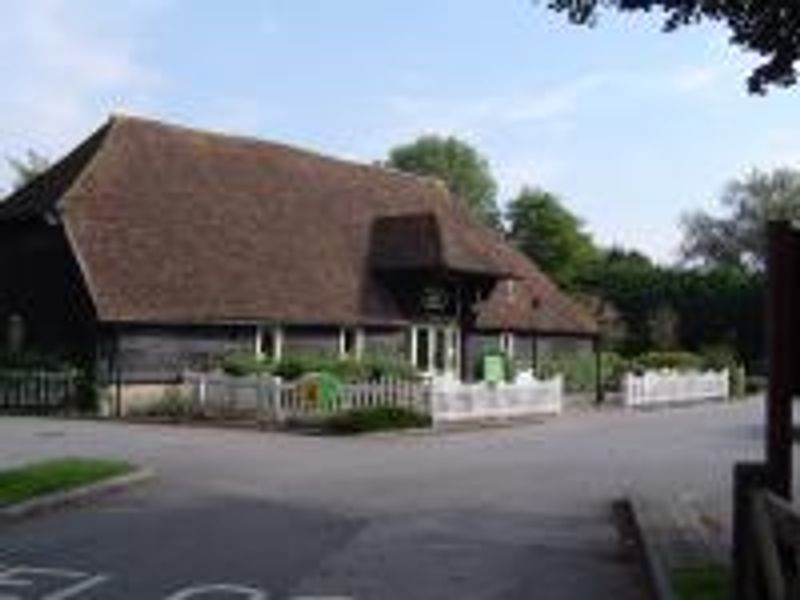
(576, 247), (665, 354)
(386, 135), (501, 229)
(680, 168), (800, 271)
(8, 150), (50, 191)
(545, 0), (800, 93)
(648, 304), (680, 351)
(576, 246), (763, 365)
(507, 187), (598, 288)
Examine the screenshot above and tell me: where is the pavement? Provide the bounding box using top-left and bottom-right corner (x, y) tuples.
(0, 399), (783, 599)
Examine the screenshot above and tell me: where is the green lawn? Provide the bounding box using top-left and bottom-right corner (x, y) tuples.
(673, 565), (731, 600)
(0, 458), (134, 507)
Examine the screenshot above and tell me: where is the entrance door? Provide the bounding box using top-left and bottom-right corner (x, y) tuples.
(411, 325), (460, 376)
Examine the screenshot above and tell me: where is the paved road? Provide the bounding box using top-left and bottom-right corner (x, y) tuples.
(0, 400), (781, 599)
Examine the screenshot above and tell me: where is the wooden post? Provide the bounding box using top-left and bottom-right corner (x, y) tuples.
(732, 221), (799, 598)
(733, 461), (769, 600)
(766, 221), (796, 499)
(593, 336), (604, 405)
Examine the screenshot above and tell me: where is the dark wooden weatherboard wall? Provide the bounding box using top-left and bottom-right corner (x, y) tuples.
(108, 324), (255, 384)
(0, 219), (97, 365)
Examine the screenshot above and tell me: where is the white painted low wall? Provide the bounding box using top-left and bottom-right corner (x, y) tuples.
(431, 370), (563, 424)
(623, 369), (729, 408)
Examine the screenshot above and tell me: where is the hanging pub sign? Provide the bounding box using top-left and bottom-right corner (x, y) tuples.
(420, 285), (449, 315)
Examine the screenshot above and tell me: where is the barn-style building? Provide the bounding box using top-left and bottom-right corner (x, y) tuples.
(0, 115), (597, 391)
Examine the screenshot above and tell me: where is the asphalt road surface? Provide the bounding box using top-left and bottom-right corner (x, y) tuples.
(0, 399), (781, 599)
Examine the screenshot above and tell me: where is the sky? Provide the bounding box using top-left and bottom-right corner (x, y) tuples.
(2, 0), (800, 263)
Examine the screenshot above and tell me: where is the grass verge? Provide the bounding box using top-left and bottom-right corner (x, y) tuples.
(0, 458), (134, 508)
(672, 565), (731, 600)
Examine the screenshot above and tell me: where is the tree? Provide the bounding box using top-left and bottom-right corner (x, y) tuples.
(666, 266), (762, 367)
(680, 168), (800, 271)
(648, 304), (680, 351)
(8, 150), (50, 191)
(575, 247), (664, 354)
(507, 187), (598, 288)
(575, 247), (763, 365)
(386, 136), (501, 229)
(545, 0), (800, 93)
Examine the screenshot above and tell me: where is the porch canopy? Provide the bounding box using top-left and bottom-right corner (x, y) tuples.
(369, 213), (511, 322)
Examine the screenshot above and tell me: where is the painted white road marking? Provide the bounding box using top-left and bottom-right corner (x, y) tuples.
(0, 566), (105, 599)
(0, 564), (351, 599)
(165, 584), (268, 599)
(43, 575), (110, 599)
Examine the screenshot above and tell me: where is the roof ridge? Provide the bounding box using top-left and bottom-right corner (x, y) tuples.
(106, 112), (448, 193)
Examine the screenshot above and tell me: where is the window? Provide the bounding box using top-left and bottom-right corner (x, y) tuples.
(255, 325), (282, 361)
(339, 327), (363, 359)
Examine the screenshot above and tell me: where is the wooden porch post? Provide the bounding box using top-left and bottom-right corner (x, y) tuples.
(765, 221), (797, 499)
(594, 336), (604, 405)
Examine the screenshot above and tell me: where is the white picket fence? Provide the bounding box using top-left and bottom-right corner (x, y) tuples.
(430, 371), (563, 424)
(623, 369), (729, 408)
(183, 371), (428, 423)
(274, 377), (428, 421)
(182, 370), (564, 426)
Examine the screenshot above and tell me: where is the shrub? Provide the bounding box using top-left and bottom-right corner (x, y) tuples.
(746, 375), (767, 395)
(536, 351), (627, 393)
(361, 355), (419, 381)
(219, 351), (271, 377)
(699, 344), (739, 371)
(600, 352), (632, 390)
(272, 353), (417, 382)
(632, 351), (704, 373)
(74, 370), (100, 414)
(128, 387), (200, 420)
(272, 354), (331, 380)
(328, 357), (371, 382)
(322, 406), (430, 434)
(731, 365), (747, 398)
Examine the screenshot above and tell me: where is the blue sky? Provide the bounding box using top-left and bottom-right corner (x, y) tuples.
(2, 1), (799, 262)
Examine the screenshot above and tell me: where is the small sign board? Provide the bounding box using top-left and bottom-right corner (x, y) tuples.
(299, 372), (342, 410)
(421, 286), (449, 315)
(483, 354), (505, 385)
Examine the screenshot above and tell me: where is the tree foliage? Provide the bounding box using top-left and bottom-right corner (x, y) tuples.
(506, 187), (598, 288)
(386, 135), (501, 229)
(545, 0), (800, 94)
(8, 150), (50, 191)
(574, 248), (763, 366)
(680, 168), (800, 271)
(576, 248), (663, 353)
(648, 304), (680, 351)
